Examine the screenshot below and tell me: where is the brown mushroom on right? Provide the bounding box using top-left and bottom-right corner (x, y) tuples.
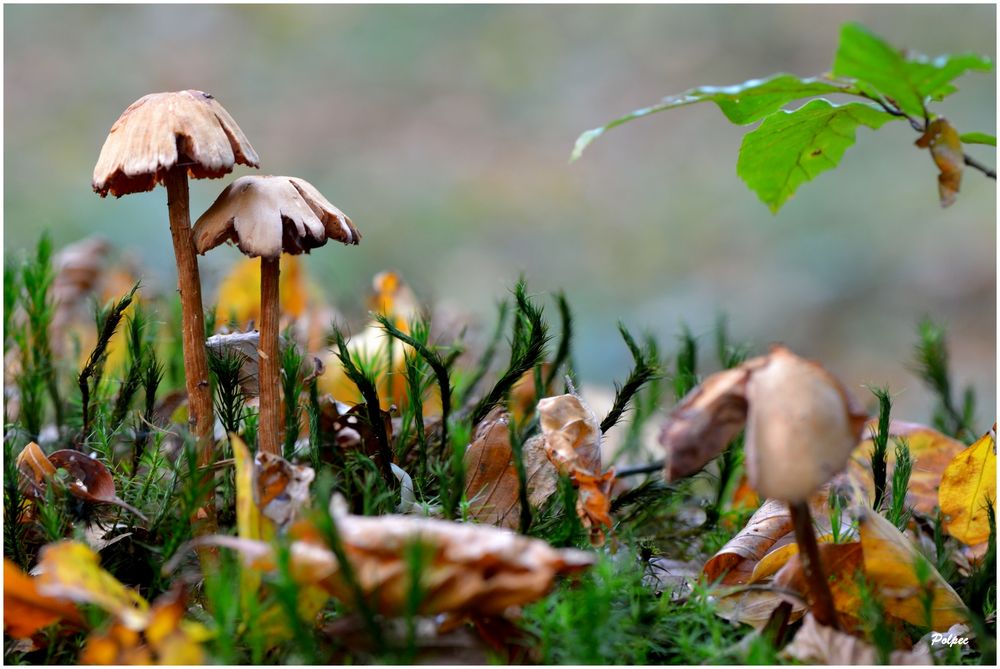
(659, 345), (866, 630)
(193, 175), (360, 455)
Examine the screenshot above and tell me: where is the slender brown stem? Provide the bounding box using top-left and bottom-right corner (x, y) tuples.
(258, 256), (282, 455)
(788, 500), (840, 630)
(165, 165), (217, 545)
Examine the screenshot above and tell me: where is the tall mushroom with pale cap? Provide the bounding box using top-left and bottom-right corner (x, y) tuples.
(92, 90), (260, 466)
(659, 345), (866, 629)
(193, 175), (360, 455)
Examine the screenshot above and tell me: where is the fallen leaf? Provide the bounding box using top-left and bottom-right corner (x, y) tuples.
(711, 586), (805, 630)
(916, 118), (963, 207)
(35, 541), (150, 631)
(850, 421), (966, 516)
(4, 558), (83, 639)
(536, 394), (615, 545)
(15, 441), (56, 498)
(80, 586), (211, 665)
(772, 542), (864, 625)
(463, 407), (556, 529)
(317, 396), (394, 461)
(782, 613), (931, 665)
(194, 510), (594, 618)
(205, 329), (260, 397)
(859, 508), (967, 629)
(939, 427), (997, 545)
(48, 450), (147, 520)
(255, 451), (315, 530)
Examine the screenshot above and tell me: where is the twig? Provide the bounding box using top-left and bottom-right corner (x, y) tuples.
(615, 460), (665, 478)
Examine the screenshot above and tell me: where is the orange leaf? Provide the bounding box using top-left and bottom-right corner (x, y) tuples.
(4, 558), (83, 639)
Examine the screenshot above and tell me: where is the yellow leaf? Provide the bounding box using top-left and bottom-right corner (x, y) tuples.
(859, 509), (967, 629)
(215, 256), (309, 327)
(916, 118), (963, 207)
(36, 541), (149, 630)
(850, 420), (965, 516)
(939, 428), (997, 546)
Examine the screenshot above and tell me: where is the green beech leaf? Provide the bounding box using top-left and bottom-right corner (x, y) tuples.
(571, 74), (845, 161)
(959, 132), (996, 147)
(737, 99), (896, 213)
(832, 23), (991, 118)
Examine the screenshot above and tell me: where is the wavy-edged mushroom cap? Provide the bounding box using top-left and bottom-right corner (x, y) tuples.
(743, 346), (867, 503)
(193, 175), (360, 260)
(93, 90), (260, 197)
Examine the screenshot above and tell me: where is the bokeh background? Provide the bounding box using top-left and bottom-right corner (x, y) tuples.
(4, 4), (996, 426)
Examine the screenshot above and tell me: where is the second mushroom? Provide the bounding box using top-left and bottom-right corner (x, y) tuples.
(193, 175), (360, 455)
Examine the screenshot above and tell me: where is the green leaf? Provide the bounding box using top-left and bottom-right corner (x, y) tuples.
(832, 23), (991, 118)
(737, 99), (896, 213)
(959, 132), (996, 147)
(571, 74), (845, 161)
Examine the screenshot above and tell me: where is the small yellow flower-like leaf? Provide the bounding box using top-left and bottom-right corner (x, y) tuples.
(36, 541), (149, 631)
(939, 427), (997, 546)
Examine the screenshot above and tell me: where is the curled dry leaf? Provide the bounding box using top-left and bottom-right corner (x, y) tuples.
(463, 407), (556, 529)
(35, 541), (150, 631)
(537, 394), (615, 546)
(255, 451), (315, 530)
(850, 420), (966, 516)
(782, 613), (931, 665)
(4, 558), (83, 639)
(318, 395), (394, 461)
(859, 508), (967, 629)
(16, 443), (146, 521)
(916, 118), (963, 208)
(661, 346), (865, 503)
(80, 586), (211, 665)
(192, 511), (594, 618)
(939, 426), (997, 546)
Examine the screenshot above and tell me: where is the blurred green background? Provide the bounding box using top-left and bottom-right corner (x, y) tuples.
(4, 4), (996, 426)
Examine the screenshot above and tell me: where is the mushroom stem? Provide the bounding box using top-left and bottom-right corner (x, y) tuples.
(258, 256), (282, 455)
(788, 500), (840, 630)
(165, 165), (218, 540)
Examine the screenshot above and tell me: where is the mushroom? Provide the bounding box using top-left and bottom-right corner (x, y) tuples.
(192, 175), (360, 455)
(659, 345), (866, 629)
(92, 90), (259, 467)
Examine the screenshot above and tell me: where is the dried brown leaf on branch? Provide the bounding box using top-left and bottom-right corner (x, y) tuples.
(916, 118), (964, 207)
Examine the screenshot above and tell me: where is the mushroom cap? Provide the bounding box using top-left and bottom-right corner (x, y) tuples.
(192, 175), (360, 260)
(93, 90), (259, 197)
(743, 346), (867, 503)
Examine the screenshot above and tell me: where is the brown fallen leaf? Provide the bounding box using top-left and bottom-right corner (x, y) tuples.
(536, 394), (615, 546)
(4, 558), (83, 639)
(916, 118), (963, 208)
(782, 613), (931, 665)
(48, 450), (147, 521)
(704, 496), (832, 586)
(317, 395), (394, 461)
(939, 426), (997, 546)
(191, 509), (594, 618)
(849, 420), (965, 516)
(255, 451), (315, 530)
(463, 407), (557, 529)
